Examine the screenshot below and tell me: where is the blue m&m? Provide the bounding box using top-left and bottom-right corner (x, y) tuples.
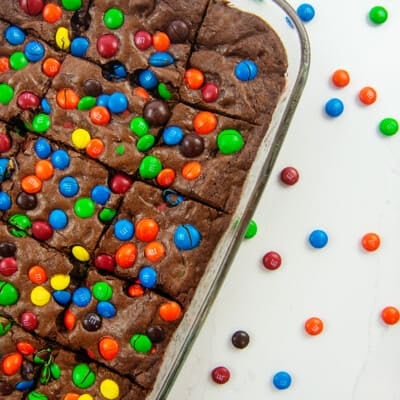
(308, 229), (328, 249)
(5, 26), (26, 46)
(162, 126), (183, 145)
(114, 219), (134, 241)
(52, 290), (72, 306)
(70, 37), (90, 57)
(91, 185), (111, 205)
(97, 301), (116, 318)
(139, 266), (157, 288)
(174, 224), (201, 250)
(297, 3), (315, 22)
(108, 92), (128, 113)
(149, 52), (175, 67)
(59, 176), (79, 197)
(138, 69), (159, 90)
(235, 60), (258, 81)
(24, 40), (45, 62)
(72, 287), (92, 307)
(40, 98), (51, 114)
(0, 192), (11, 211)
(49, 209), (68, 229)
(34, 138), (52, 159)
(96, 94), (110, 107)
(325, 98), (344, 117)
(273, 371), (292, 390)
(51, 149), (70, 169)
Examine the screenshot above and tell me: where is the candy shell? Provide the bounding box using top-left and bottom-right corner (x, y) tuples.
(2, 352), (23, 375)
(0, 281), (19, 305)
(72, 363), (96, 389)
(98, 337), (119, 360)
(100, 378), (120, 400)
(174, 224), (201, 250)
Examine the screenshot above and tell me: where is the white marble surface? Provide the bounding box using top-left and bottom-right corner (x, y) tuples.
(168, 0), (400, 399)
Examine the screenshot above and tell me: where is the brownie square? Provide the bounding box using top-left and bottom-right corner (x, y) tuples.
(0, 134), (120, 254)
(0, 222), (75, 339)
(95, 181), (230, 306)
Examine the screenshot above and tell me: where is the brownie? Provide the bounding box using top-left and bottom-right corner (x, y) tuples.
(53, 268), (181, 388)
(179, 0), (287, 125)
(0, 317), (46, 398)
(0, 0), (288, 398)
(0, 323), (146, 399)
(95, 181), (230, 305)
(0, 1), (91, 47)
(147, 102), (269, 211)
(0, 20), (64, 121)
(0, 222), (75, 340)
(1, 135), (120, 254)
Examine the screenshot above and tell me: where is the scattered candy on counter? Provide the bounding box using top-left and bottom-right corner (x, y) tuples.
(280, 166), (300, 185)
(297, 3), (315, 23)
(211, 366), (231, 384)
(308, 229), (329, 249)
(368, 5), (388, 25)
(272, 371), (292, 390)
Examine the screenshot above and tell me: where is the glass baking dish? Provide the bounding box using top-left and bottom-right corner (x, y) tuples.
(149, 0), (310, 398)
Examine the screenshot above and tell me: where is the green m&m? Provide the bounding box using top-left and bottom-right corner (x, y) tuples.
(74, 197), (96, 218)
(99, 207), (117, 224)
(103, 7), (124, 29)
(32, 113), (51, 133)
(27, 391), (48, 400)
(369, 6), (388, 25)
(0, 316), (13, 335)
(379, 117), (399, 136)
(130, 334), (152, 353)
(158, 83), (173, 100)
(244, 219), (258, 239)
(72, 363), (96, 388)
(93, 281), (113, 301)
(0, 281), (19, 306)
(61, 0), (82, 11)
(0, 84), (14, 105)
(8, 213), (32, 231)
(217, 129), (244, 154)
(130, 116), (149, 137)
(78, 96), (96, 110)
(136, 134), (155, 152)
(139, 155), (162, 179)
(9, 51), (28, 70)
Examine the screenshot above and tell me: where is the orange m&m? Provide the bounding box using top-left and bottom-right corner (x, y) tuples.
(135, 218), (159, 242)
(144, 241), (165, 262)
(90, 106), (111, 125)
(63, 394), (80, 400)
(56, 88), (80, 109)
(159, 301), (182, 321)
(381, 306), (399, 325)
(182, 161), (202, 180)
(64, 309), (76, 331)
(359, 86), (377, 105)
(42, 57), (61, 77)
(133, 86), (150, 101)
(152, 31), (170, 51)
(331, 69), (350, 88)
(0, 57), (10, 73)
(42, 3), (62, 23)
(128, 283), (144, 297)
(86, 138), (105, 158)
(184, 68), (205, 90)
(16, 341), (35, 356)
(115, 243), (137, 268)
(99, 337), (120, 360)
(1, 352), (23, 375)
(21, 175), (42, 194)
(361, 232), (380, 252)
(193, 111), (217, 134)
(28, 265), (48, 284)
(35, 159), (54, 180)
(156, 168), (176, 187)
(304, 317), (324, 335)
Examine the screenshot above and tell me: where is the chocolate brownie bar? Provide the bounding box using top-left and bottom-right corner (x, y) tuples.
(179, 0), (287, 124)
(0, 322), (146, 399)
(1, 134), (120, 254)
(0, 1), (91, 48)
(0, 20), (64, 121)
(0, 222), (75, 340)
(95, 181), (230, 306)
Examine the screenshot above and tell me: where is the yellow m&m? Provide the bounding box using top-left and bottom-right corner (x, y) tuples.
(71, 128), (91, 149)
(55, 27), (71, 50)
(72, 245), (90, 262)
(30, 286), (51, 306)
(77, 394), (93, 400)
(50, 274), (71, 290)
(100, 379), (120, 399)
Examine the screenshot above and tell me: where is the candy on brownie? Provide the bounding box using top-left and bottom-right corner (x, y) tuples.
(95, 181), (231, 306)
(0, 20), (64, 121)
(0, 1), (91, 48)
(1, 134), (120, 253)
(0, 222), (75, 340)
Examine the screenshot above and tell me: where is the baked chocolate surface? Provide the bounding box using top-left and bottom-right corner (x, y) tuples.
(0, 0), (288, 398)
